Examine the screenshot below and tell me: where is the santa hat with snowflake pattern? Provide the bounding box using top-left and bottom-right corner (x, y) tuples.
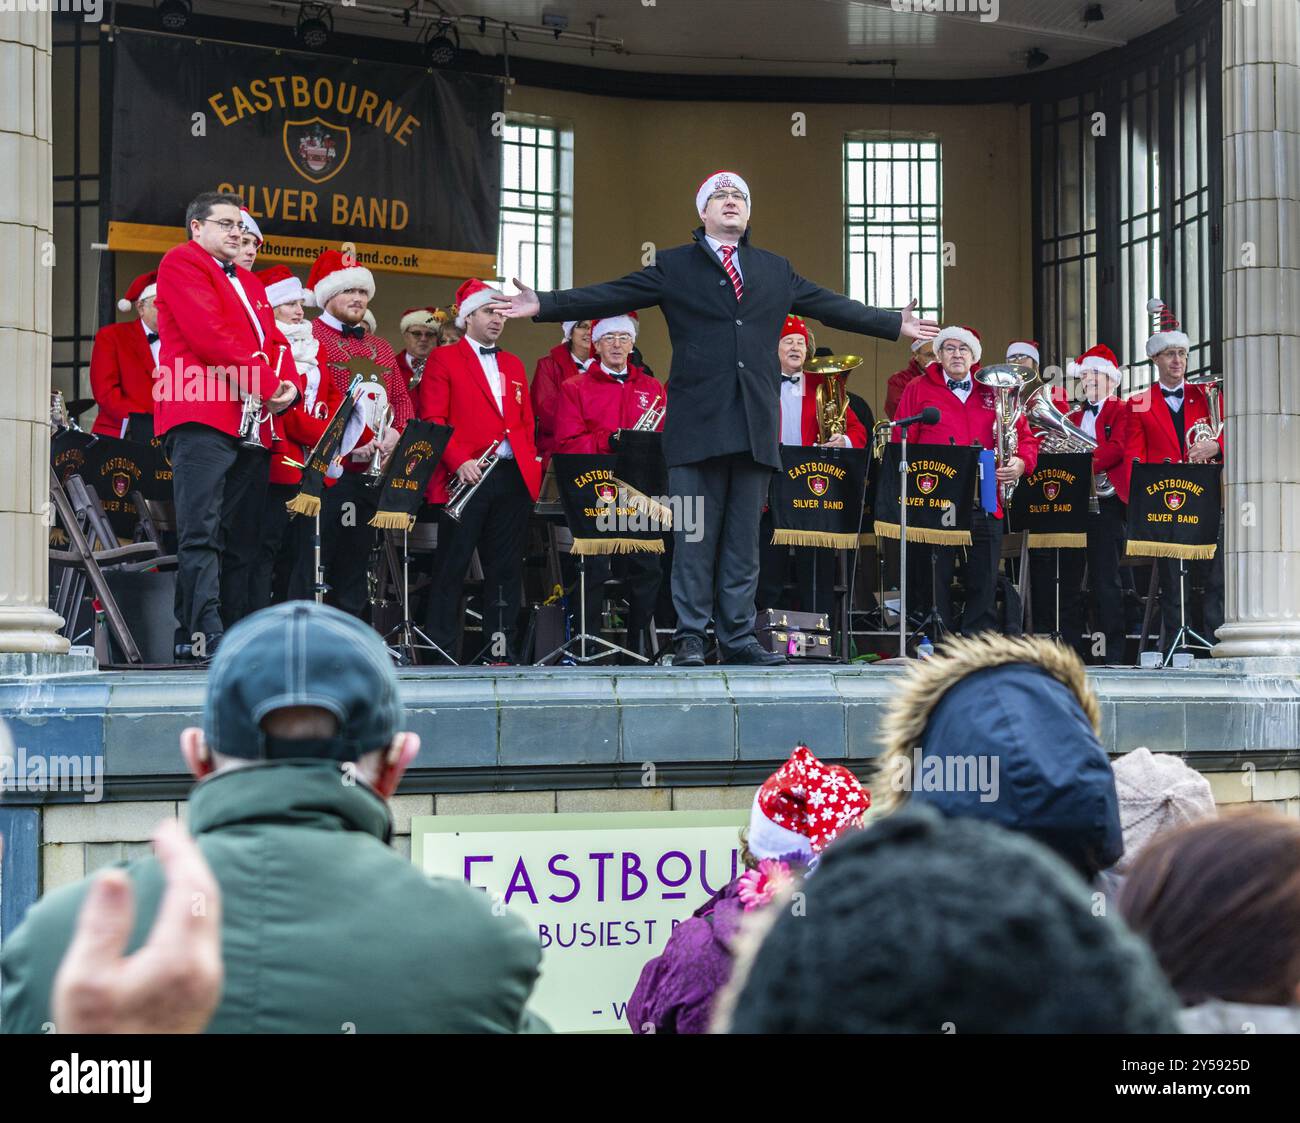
(747, 745), (871, 862)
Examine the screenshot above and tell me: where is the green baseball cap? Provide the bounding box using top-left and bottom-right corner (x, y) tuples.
(203, 602), (403, 761)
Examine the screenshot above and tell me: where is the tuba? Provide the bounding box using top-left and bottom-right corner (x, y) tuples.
(804, 354), (865, 443)
(973, 363), (1037, 506)
(1185, 374), (1224, 449)
(1021, 383), (1115, 500)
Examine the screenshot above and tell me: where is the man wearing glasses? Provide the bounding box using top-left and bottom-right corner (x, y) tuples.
(497, 170), (937, 667)
(154, 191), (299, 660)
(890, 325), (1040, 635)
(395, 306), (444, 391)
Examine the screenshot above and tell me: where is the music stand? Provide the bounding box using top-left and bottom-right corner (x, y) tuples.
(380, 524), (457, 666)
(895, 418), (952, 656)
(1163, 557), (1214, 664)
(536, 552), (648, 665)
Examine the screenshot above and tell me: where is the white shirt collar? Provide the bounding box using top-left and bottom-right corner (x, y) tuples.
(705, 233), (740, 256)
(320, 310), (345, 332)
(601, 362), (629, 379)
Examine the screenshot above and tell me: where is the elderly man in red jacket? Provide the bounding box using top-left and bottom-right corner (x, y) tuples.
(891, 325), (1040, 635)
(154, 191), (298, 660)
(89, 272), (160, 437)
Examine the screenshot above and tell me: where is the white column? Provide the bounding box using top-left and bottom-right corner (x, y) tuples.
(1215, 0), (1300, 658)
(0, 11), (67, 655)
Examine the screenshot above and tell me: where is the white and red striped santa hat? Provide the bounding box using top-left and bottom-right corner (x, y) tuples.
(1068, 343), (1122, 382)
(400, 306), (443, 334)
(695, 169), (752, 216)
(591, 312), (639, 345)
(933, 325), (982, 364)
(747, 745), (871, 862)
(239, 208), (263, 246)
(117, 271), (157, 312)
(254, 265), (304, 309)
(453, 277), (504, 328)
(1006, 340), (1040, 364)
(1145, 298), (1191, 358)
(307, 249), (375, 310)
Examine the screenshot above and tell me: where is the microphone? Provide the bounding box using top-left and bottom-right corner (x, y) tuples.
(892, 406), (941, 428)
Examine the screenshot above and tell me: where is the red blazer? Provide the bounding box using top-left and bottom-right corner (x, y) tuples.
(788, 372), (868, 448)
(892, 362), (1041, 519)
(154, 239), (289, 439)
(554, 364), (663, 454)
(89, 319), (157, 436)
(416, 336), (542, 504)
(395, 349), (430, 392)
(532, 343), (591, 459)
(1066, 396), (1133, 504)
(884, 358), (926, 421)
(1125, 381), (1224, 468)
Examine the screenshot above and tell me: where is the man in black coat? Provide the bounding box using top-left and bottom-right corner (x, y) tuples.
(500, 170), (937, 666)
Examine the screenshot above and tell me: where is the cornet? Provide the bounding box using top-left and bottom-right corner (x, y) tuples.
(364, 404), (395, 483)
(445, 439), (501, 523)
(631, 400), (665, 431)
(240, 345), (286, 450)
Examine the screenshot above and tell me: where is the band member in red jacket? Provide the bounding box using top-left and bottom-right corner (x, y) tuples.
(554, 313), (665, 658)
(395, 306), (443, 392)
(533, 319), (593, 465)
(1051, 344), (1133, 664)
(307, 250), (413, 619)
(891, 325), (1040, 635)
(417, 279), (541, 663)
(89, 272), (160, 437)
(154, 192), (298, 659)
(884, 338), (933, 421)
(1125, 300), (1225, 648)
(757, 315), (868, 619)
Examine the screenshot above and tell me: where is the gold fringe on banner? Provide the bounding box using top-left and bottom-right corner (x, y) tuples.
(571, 537), (665, 556)
(286, 492), (321, 517)
(369, 510), (417, 531)
(771, 529), (863, 549)
(858, 532), (878, 547)
(1126, 540), (1218, 560)
(873, 521), (972, 546)
(611, 477), (674, 530)
(1028, 533), (1088, 549)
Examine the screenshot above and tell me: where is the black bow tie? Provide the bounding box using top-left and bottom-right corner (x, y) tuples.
(146, 332), (159, 345)
(221, 262), (237, 277)
(478, 345), (501, 356)
(1085, 402), (1101, 416)
(1161, 386), (1184, 399)
(947, 378), (971, 392)
(781, 373), (801, 385)
(607, 370), (628, 382)
(341, 323), (364, 340)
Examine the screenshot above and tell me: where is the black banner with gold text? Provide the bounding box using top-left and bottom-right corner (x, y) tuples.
(553, 454), (665, 555)
(368, 420), (451, 531)
(770, 446), (868, 549)
(873, 443), (976, 546)
(1125, 462), (1221, 560)
(1008, 452), (1092, 549)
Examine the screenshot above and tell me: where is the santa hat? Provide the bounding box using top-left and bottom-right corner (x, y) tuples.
(591, 312), (639, 345)
(747, 745), (871, 862)
(695, 169), (752, 216)
(400, 306), (442, 334)
(117, 271), (158, 312)
(910, 338), (930, 353)
(779, 314), (811, 350)
(1145, 298), (1191, 358)
(1068, 343), (1122, 382)
(933, 325), (982, 363)
(254, 265), (304, 309)
(239, 208), (263, 246)
(362, 309), (377, 334)
(1006, 340), (1040, 365)
(307, 249), (375, 310)
(562, 320), (584, 340)
(453, 278), (504, 328)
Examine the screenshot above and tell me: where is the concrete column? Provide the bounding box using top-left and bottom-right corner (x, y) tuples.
(0, 11), (67, 655)
(1215, 0), (1300, 658)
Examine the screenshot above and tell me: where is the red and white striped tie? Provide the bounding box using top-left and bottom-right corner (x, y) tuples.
(720, 244), (743, 302)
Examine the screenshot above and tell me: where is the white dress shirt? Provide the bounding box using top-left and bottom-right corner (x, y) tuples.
(1079, 400), (1102, 439)
(779, 372), (804, 446)
(142, 318), (161, 365)
(705, 233), (743, 283)
(211, 254), (264, 345)
(467, 336), (514, 459)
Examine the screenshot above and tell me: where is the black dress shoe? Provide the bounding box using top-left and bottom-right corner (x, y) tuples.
(673, 635), (705, 667)
(725, 642), (787, 667)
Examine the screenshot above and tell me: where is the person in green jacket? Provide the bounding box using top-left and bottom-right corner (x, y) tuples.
(1, 601), (547, 1034)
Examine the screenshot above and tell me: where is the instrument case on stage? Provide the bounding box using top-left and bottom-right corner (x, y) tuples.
(755, 608), (835, 662)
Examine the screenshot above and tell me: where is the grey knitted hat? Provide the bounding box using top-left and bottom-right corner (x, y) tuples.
(1112, 748), (1217, 874)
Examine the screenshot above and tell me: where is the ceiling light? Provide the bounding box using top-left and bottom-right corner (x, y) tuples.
(1026, 48), (1050, 71)
(297, 4), (333, 51)
(156, 0), (191, 32)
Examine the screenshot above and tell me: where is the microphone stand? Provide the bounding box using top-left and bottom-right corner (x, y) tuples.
(898, 419), (913, 658)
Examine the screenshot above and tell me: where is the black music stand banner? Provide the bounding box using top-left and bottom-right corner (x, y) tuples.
(873, 443), (976, 546)
(552, 453), (664, 555)
(1009, 452), (1092, 549)
(1126, 462), (1221, 560)
(124, 413), (174, 502)
(54, 434), (154, 541)
(769, 446), (868, 549)
(611, 429), (673, 530)
(287, 378), (362, 517)
(368, 420), (451, 530)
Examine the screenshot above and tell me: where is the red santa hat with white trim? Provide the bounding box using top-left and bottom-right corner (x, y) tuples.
(239, 208), (263, 246)
(1068, 343), (1122, 383)
(747, 745), (871, 862)
(400, 306), (443, 334)
(1006, 340), (1040, 365)
(590, 312), (639, 345)
(695, 169), (752, 216)
(1145, 298), (1191, 358)
(780, 313), (811, 350)
(307, 249), (375, 310)
(453, 278), (505, 328)
(254, 265), (305, 309)
(933, 325), (982, 363)
(117, 271), (158, 313)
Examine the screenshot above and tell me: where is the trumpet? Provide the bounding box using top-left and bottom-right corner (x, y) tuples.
(631, 400), (665, 431)
(973, 363), (1037, 507)
(445, 439), (501, 523)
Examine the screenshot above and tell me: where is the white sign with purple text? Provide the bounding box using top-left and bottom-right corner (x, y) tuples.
(412, 809), (748, 1033)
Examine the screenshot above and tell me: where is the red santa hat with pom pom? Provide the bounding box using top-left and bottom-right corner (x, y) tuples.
(747, 745), (871, 862)
(453, 278), (505, 328)
(1145, 298), (1190, 358)
(307, 249), (375, 310)
(117, 271), (157, 313)
(1068, 343), (1122, 383)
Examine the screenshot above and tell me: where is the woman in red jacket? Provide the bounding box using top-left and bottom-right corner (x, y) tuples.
(532, 320), (593, 466)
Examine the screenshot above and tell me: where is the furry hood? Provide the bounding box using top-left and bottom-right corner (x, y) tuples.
(872, 634), (1119, 878)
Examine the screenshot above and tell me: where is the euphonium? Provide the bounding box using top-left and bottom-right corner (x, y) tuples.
(973, 363), (1037, 506)
(445, 439), (502, 523)
(1185, 374), (1224, 448)
(1021, 384), (1116, 500)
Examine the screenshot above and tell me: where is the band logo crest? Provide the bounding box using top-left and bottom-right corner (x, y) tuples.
(1164, 491), (1186, 511)
(1043, 480), (1061, 501)
(916, 473), (938, 495)
(808, 475), (829, 497)
(283, 117), (351, 184)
